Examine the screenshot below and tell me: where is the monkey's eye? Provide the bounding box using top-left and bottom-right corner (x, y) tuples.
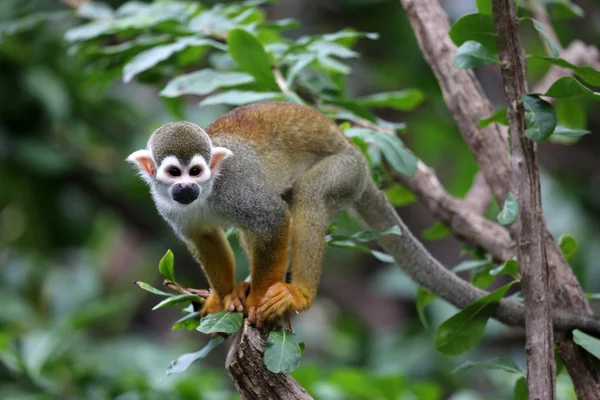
(189, 167), (202, 176)
(168, 167), (181, 177)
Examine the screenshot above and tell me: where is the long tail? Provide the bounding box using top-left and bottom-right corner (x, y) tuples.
(351, 180), (525, 327)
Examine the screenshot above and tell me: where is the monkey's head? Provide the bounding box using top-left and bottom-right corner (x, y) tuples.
(127, 122), (232, 211)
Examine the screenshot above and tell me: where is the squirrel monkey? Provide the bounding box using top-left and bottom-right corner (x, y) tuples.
(128, 102), (374, 326)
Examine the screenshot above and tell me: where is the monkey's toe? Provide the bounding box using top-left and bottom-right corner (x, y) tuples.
(224, 282), (251, 312)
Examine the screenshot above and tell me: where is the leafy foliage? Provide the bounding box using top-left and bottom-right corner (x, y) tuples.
(435, 282), (516, 356)
(497, 193), (520, 225)
(264, 329), (304, 373)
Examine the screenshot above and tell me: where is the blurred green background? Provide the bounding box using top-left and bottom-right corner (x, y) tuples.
(1, 0), (600, 399)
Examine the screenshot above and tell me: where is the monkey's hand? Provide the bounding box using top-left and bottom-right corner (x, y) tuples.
(248, 282), (310, 327)
(224, 282), (250, 312)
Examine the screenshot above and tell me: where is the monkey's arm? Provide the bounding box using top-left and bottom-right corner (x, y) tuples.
(243, 210), (293, 324)
(184, 228), (236, 314)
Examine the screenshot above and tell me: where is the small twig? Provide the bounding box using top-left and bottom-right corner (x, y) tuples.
(530, 0), (562, 54)
(462, 172), (492, 215)
(273, 67), (290, 93)
(60, 0), (87, 9)
(163, 279), (211, 298)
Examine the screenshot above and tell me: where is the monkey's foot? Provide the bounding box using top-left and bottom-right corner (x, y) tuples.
(201, 294), (225, 316)
(248, 283), (310, 328)
(224, 282), (251, 312)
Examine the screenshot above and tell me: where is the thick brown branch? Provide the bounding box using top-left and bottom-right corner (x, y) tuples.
(226, 321), (313, 400)
(399, 0), (511, 204)
(397, 0), (600, 397)
(492, 1), (555, 398)
(461, 172), (492, 215)
(394, 165), (513, 261)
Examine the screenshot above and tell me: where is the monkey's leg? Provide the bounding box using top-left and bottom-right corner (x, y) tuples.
(185, 228), (236, 315)
(256, 150), (368, 326)
(244, 209), (292, 324)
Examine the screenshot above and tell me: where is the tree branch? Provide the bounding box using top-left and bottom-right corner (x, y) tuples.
(492, 1), (555, 398)
(398, 0), (511, 204)
(394, 165), (514, 261)
(397, 0), (600, 397)
(226, 321), (313, 400)
(462, 172), (492, 215)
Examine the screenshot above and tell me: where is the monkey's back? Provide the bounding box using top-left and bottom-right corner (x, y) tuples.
(204, 102), (350, 156)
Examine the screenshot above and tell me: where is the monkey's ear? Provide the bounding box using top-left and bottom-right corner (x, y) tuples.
(127, 149), (156, 182)
(210, 147), (233, 175)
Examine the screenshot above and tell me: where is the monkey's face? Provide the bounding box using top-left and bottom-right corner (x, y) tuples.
(155, 155), (210, 205)
(127, 145), (232, 212)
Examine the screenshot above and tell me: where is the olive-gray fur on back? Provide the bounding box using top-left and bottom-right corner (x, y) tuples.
(149, 122), (212, 165)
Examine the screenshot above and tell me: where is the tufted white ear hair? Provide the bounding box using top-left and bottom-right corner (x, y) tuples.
(209, 146), (233, 176)
(127, 149), (156, 183)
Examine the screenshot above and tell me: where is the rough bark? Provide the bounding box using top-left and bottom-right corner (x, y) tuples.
(399, 0), (511, 204)
(394, 165), (514, 261)
(397, 0), (600, 398)
(492, 1), (555, 398)
(226, 321), (313, 400)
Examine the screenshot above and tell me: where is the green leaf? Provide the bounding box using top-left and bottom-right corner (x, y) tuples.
(152, 294), (201, 310)
(416, 287), (436, 330)
(453, 40), (501, 69)
(345, 127), (417, 176)
(264, 329), (303, 374)
(164, 336), (225, 378)
(356, 89), (425, 111)
(172, 311), (202, 331)
(384, 184), (416, 206)
(522, 94), (557, 142)
(524, 17), (560, 57)
(476, 0), (492, 14)
(77, 1), (114, 19)
(134, 281), (174, 297)
(227, 28), (276, 88)
(435, 282), (515, 356)
(307, 40), (358, 59)
(123, 38), (226, 83)
(421, 221), (451, 241)
(197, 311), (243, 334)
(65, 21), (111, 42)
(529, 56), (600, 86)
(158, 250), (175, 282)
(452, 356), (524, 375)
(541, 77), (600, 100)
(161, 70), (255, 98)
(348, 225), (402, 242)
(327, 240), (395, 263)
(449, 13), (497, 53)
(199, 90), (283, 106)
(368, 131), (418, 177)
(514, 377), (528, 400)
(497, 192), (520, 225)
(573, 330), (600, 359)
(452, 259), (491, 273)
(558, 234), (578, 261)
(542, 0), (584, 19)
(489, 258), (519, 277)
(552, 125), (590, 138)
(478, 108), (508, 128)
